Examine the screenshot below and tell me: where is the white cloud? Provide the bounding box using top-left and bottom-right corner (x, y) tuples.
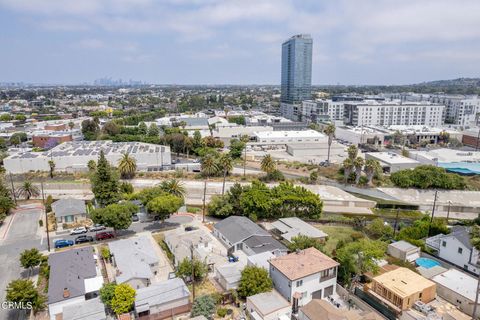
(76, 38), (105, 49)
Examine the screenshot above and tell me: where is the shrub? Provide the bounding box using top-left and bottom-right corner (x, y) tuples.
(217, 307), (228, 318)
(390, 165), (466, 190)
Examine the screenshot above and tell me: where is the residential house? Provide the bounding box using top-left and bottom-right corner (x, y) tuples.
(213, 216), (287, 256)
(387, 240), (420, 262)
(215, 259), (247, 291)
(47, 247), (104, 320)
(109, 236), (160, 289)
(368, 267), (436, 311)
(62, 298), (106, 320)
(298, 299), (383, 320)
(51, 198), (87, 224)
(270, 217), (328, 243)
(426, 226), (479, 275)
(269, 247), (339, 306)
(134, 278), (191, 319)
(246, 290), (291, 320)
(248, 251), (276, 273)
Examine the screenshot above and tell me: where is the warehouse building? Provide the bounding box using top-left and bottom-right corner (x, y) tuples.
(4, 140), (171, 174)
(253, 130), (326, 146)
(365, 152), (420, 173)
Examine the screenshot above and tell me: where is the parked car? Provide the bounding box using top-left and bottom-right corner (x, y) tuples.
(89, 224), (106, 232)
(54, 239), (74, 248)
(132, 214), (139, 222)
(70, 227), (88, 235)
(95, 232), (115, 241)
(75, 235), (94, 244)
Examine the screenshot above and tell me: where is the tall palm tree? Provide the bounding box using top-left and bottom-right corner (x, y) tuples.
(353, 157), (365, 184)
(347, 145), (358, 161)
(159, 178), (186, 198)
(18, 181), (40, 200)
(364, 159), (381, 186)
(118, 152), (137, 179)
(201, 154), (219, 222)
(260, 154), (276, 175)
(218, 154), (233, 195)
(324, 123), (336, 164)
(343, 158), (354, 185)
(48, 160), (55, 179)
(470, 225), (480, 319)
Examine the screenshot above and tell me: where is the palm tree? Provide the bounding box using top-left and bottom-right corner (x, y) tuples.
(159, 178), (186, 198)
(347, 145), (358, 160)
(364, 159), (381, 186)
(218, 154), (233, 195)
(18, 181), (39, 200)
(118, 152), (137, 179)
(48, 160), (55, 179)
(353, 157), (365, 185)
(68, 121), (75, 131)
(343, 158), (354, 184)
(260, 154), (276, 175)
(201, 154), (219, 222)
(324, 123), (336, 164)
(470, 225), (480, 319)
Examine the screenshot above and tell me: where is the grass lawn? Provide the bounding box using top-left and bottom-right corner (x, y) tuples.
(317, 224), (357, 255)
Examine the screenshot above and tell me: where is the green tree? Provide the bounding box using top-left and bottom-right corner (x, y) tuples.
(159, 179), (185, 197)
(353, 156), (364, 184)
(138, 122), (148, 135)
(117, 152), (137, 179)
(90, 203), (135, 233)
(201, 154), (219, 221)
(103, 121), (121, 136)
(218, 153), (233, 195)
(18, 181), (40, 200)
(91, 150), (120, 206)
(45, 195), (54, 212)
(146, 194), (183, 222)
(176, 257), (208, 281)
(0, 178), (15, 222)
(135, 186), (165, 205)
(309, 170), (318, 183)
(228, 138), (245, 159)
(6, 279), (45, 313)
(342, 158), (354, 184)
(48, 160), (55, 179)
(237, 266), (272, 298)
(20, 248), (43, 272)
(365, 218), (393, 240)
(260, 154), (276, 174)
(68, 121), (75, 130)
(99, 283), (117, 308)
(324, 123), (336, 164)
(87, 159), (97, 172)
(110, 283), (136, 315)
(15, 114), (27, 121)
(147, 123), (160, 137)
(0, 114), (12, 121)
(192, 130), (203, 150)
(364, 159), (381, 185)
(10, 134), (21, 146)
(347, 145), (358, 160)
(288, 235), (324, 252)
(191, 295), (216, 320)
(120, 181), (134, 194)
(81, 119), (100, 140)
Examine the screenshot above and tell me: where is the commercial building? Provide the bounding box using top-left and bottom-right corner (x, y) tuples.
(387, 241), (420, 262)
(344, 102), (444, 127)
(365, 152), (421, 173)
(368, 267), (436, 311)
(3, 140), (171, 174)
(409, 148), (480, 175)
(32, 131), (73, 148)
(431, 269), (480, 318)
(246, 290), (291, 320)
(269, 247), (339, 306)
(335, 126), (386, 147)
(285, 142), (344, 158)
(431, 94), (480, 125)
(253, 130), (326, 146)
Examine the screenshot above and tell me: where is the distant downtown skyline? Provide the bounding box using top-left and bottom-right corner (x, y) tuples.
(0, 0), (479, 85)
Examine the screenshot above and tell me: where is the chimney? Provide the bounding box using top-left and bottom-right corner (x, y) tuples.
(63, 288), (70, 298)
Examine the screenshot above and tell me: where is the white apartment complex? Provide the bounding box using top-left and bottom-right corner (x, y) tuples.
(431, 95), (480, 126)
(301, 100), (345, 122)
(344, 102), (444, 127)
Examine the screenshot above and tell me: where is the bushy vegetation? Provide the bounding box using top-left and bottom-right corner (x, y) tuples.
(390, 165), (466, 189)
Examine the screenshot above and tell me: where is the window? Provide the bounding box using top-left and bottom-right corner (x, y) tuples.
(458, 247), (463, 254)
(442, 241), (446, 247)
(296, 280), (303, 287)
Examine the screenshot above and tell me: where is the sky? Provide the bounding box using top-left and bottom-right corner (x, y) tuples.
(1, 0), (480, 85)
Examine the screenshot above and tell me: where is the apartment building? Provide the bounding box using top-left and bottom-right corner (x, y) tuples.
(431, 95), (480, 125)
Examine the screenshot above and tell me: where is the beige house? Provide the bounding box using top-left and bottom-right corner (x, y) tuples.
(368, 267), (436, 311)
(52, 198), (87, 224)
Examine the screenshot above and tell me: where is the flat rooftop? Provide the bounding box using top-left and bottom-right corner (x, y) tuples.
(366, 152), (420, 164)
(254, 129), (324, 139)
(373, 267), (435, 298)
(410, 148), (480, 163)
(247, 290), (290, 316)
(432, 269), (477, 301)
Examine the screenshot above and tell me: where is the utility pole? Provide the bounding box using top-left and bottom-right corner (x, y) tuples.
(202, 180), (207, 223)
(190, 243), (195, 300)
(393, 208), (400, 238)
(41, 181), (50, 252)
(427, 190), (438, 238)
(9, 172), (17, 205)
(243, 143), (247, 177)
(446, 201), (451, 224)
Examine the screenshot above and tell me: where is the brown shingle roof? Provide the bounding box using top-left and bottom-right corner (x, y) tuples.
(269, 247), (339, 280)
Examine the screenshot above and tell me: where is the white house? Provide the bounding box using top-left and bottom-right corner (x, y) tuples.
(426, 226), (479, 275)
(269, 247), (339, 306)
(387, 240), (421, 262)
(246, 290), (291, 320)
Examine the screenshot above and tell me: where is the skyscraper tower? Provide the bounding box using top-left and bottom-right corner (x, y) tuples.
(281, 34), (313, 104)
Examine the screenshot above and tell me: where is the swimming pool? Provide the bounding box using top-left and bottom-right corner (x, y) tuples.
(415, 257), (440, 269)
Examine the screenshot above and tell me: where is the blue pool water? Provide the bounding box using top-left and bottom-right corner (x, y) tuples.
(416, 257), (440, 269)
(439, 162), (480, 175)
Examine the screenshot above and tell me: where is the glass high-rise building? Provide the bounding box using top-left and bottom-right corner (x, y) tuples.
(281, 34), (313, 104)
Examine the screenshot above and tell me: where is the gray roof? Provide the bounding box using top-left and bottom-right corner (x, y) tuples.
(449, 226), (473, 249)
(178, 117), (209, 127)
(388, 240), (419, 252)
(48, 247), (97, 304)
(243, 235), (287, 254)
(135, 278), (190, 312)
(271, 217), (328, 241)
(214, 216), (269, 244)
(109, 236), (159, 284)
(62, 298), (106, 320)
(247, 290), (290, 316)
(52, 198), (87, 218)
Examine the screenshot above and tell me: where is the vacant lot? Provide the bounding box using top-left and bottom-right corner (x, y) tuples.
(317, 224), (357, 255)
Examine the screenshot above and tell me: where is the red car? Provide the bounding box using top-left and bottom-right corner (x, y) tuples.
(95, 232), (115, 241)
